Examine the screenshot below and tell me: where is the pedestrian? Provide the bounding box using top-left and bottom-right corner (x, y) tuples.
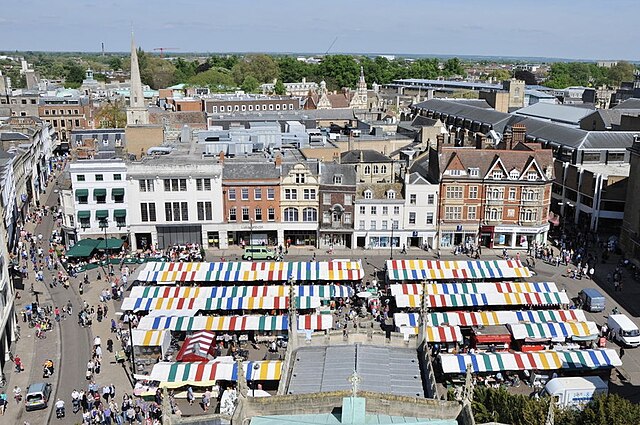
(14, 355), (23, 373)
(13, 386), (22, 403)
(186, 386), (194, 405)
(620, 347), (625, 360)
(0, 391), (7, 415)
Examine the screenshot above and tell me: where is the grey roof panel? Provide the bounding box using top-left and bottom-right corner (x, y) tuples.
(514, 103), (594, 124)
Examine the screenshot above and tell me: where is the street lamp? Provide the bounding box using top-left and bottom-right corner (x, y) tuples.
(100, 218), (108, 252)
(249, 219), (253, 248)
(390, 221), (394, 260)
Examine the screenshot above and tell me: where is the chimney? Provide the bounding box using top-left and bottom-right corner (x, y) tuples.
(436, 133), (445, 149)
(218, 151), (225, 163)
(503, 129), (513, 150)
(512, 123), (526, 146)
(275, 154), (282, 170)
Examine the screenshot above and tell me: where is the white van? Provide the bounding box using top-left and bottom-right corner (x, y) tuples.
(542, 376), (608, 408)
(607, 314), (640, 347)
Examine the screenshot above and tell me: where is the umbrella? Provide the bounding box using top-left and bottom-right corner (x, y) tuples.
(356, 291), (373, 298)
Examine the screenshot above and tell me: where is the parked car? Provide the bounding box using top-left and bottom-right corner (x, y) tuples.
(25, 382), (52, 411)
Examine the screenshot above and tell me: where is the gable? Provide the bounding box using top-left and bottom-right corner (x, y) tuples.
(484, 156), (509, 179)
(520, 157), (545, 181)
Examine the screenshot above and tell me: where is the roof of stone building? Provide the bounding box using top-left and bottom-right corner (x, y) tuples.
(318, 162), (357, 186)
(223, 161), (281, 180)
(581, 109), (640, 129)
(341, 149), (392, 164)
(355, 182), (404, 200)
(613, 98), (640, 109)
(514, 103), (594, 124)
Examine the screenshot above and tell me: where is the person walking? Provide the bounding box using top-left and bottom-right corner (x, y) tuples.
(620, 347), (625, 360)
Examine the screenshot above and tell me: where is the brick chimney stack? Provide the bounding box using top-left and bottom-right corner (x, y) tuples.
(512, 123), (526, 146)
(218, 151), (225, 163)
(274, 154), (282, 170)
(503, 130), (513, 150)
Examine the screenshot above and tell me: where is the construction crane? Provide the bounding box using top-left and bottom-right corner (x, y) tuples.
(153, 47), (180, 58)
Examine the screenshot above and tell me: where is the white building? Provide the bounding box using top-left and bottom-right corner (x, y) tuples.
(403, 171), (438, 250)
(353, 183), (404, 250)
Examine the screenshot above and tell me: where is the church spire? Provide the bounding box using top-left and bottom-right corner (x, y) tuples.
(357, 66), (367, 94)
(127, 32), (149, 125)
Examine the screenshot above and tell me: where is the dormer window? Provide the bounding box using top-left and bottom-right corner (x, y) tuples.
(492, 170), (503, 179)
(364, 189), (373, 199)
(509, 170), (520, 179)
(450, 169), (462, 176)
(386, 190), (396, 199)
(527, 172), (538, 181)
(333, 175), (342, 184)
(469, 168), (479, 177)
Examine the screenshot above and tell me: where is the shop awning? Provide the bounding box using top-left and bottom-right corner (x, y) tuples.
(176, 330), (216, 362)
(93, 188), (107, 197)
(133, 260), (364, 283)
(427, 310), (587, 327)
(95, 210), (108, 219)
(75, 189), (88, 198)
(425, 325), (463, 342)
(297, 314), (333, 330)
(131, 329), (169, 347)
(138, 315), (289, 332)
(77, 210), (91, 219)
(65, 238), (100, 258)
(114, 209), (127, 218)
(129, 284), (353, 300)
(440, 349), (621, 374)
(395, 291), (570, 309)
(148, 360), (283, 387)
(507, 321), (599, 340)
(112, 188), (125, 196)
(386, 259), (532, 281)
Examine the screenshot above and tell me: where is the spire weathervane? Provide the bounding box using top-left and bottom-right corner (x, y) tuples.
(348, 371), (361, 398)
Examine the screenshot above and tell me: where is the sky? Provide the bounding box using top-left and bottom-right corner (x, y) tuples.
(1, 0), (638, 60)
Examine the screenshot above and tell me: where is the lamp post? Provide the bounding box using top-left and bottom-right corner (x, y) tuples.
(249, 218), (253, 248)
(390, 221), (394, 260)
(126, 311), (137, 376)
(100, 218), (108, 252)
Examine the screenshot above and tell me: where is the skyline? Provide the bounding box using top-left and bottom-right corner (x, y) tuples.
(1, 0), (639, 60)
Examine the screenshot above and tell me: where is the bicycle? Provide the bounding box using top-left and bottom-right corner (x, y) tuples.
(15, 325), (20, 341)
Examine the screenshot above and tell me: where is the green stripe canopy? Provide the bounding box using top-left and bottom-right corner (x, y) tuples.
(77, 210), (91, 219)
(112, 188), (125, 196)
(75, 189), (88, 198)
(114, 209), (127, 218)
(93, 188), (106, 197)
(96, 210), (109, 219)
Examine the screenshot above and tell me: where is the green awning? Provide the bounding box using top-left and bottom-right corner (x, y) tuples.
(96, 210), (109, 219)
(77, 211), (91, 219)
(112, 188), (125, 196)
(94, 188), (107, 197)
(103, 238), (124, 249)
(66, 239), (100, 258)
(75, 189), (88, 198)
(114, 209), (127, 218)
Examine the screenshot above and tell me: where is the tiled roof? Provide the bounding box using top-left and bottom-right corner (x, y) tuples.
(223, 162), (280, 180)
(341, 149), (392, 164)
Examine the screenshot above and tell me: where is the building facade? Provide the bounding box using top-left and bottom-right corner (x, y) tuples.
(280, 162), (320, 246)
(318, 162), (356, 249)
(204, 95), (299, 114)
(353, 183), (404, 250)
(38, 94), (93, 143)
(620, 135), (640, 263)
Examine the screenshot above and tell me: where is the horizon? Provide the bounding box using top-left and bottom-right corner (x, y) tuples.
(0, 0), (638, 61)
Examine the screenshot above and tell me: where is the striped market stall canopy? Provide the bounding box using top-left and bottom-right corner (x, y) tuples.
(507, 321), (599, 340)
(137, 314), (332, 332)
(129, 284), (353, 300)
(386, 260), (532, 281)
(395, 291), (570, 308)
(131, 329), (169, 347)
(397, 325), (463, 343)
(122, 296), (321, 312)
(176, 331), (216, 362)
(440, 349), (621, 374)
(297, 314), (334, 330)
(394, 313), (420, 328)
(427, 310), (587, 327)
(148, 360), (283, 387)
(389, 282), (558, 297)
(134, 260), (364, 283)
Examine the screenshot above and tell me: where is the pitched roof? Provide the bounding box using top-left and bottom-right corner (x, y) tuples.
(613, 98), (640, 109)
(514, 103), (594, 125)
(318, 162), (356, 185)
(582, 109), (640, 129)
(223, 162), (280, 180)
(341, 149), (392, 164)
(413, 98), (512, 131)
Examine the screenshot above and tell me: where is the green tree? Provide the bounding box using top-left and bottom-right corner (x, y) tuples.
(108, 56), (123, 70)
(273, 79), (286, 95)
(276, 56), (312, 83)
(231, 54), (279, 85)
(241, 76), (259, 93)
(187, 68), (235, 90)
(443, 57), (465, 76)
(607, 61), (636, 86)
(173, 57), (197, 83)
(409, 58), (440, 79)
(317, 55), (360, 90)
(488, 68), (512, 81)
(95, 99), (126, 128)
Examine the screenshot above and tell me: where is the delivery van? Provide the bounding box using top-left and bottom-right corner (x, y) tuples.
(542, 376), (608, 408)
(242, 247), (276, 261)
(578, 288), (606, 312)
(608, 314), (640, 347)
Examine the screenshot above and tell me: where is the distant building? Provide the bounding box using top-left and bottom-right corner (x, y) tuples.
(620, 135), (640, 264)
(203, 94), (299, 114)
(38, 91), (94, 143)
(261, 78), (318, 97)
(304, 68), (368, 110)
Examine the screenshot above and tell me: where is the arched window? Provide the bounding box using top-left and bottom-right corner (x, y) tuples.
(302, 207), (317, 222)
(373, 165), (379, 174)
(364, 165), (371, 175)
(283, 207), (298, 222)
(380, 165), (387, 174)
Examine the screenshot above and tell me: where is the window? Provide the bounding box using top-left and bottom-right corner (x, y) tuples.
(79, 217), (90, 229)
(486, 207), (503, 221)
(370, 206), (377, 215)
(608, 152), (625, 162)
(268, 207), (275, 221)
(409, 212), (416, 225)
(582, 152), (601, 162)
(359, 220), (365, 230)
(373, 165), (379, 174)
(386, 190), (396, 199)
(507, 208), (515, 217)
(393, 206), (400, 215)
(77, 192), (88, 204)
(254, 188), (262, 200)
(392, 220), (399, 230)
(113, 190), (124, 204)
(303, 207), (317, 222)
(164, 178), (187, 192)
(492, 170), (503, 179)
(509, 188), (517, 200)
(381, 165), (387, 174)
(283, 207), (299, 222)
(267, 187), (275, 200)
(410, 194), (417, 205)
(363, 165), (371, 175)
(469, 186), (478, 199)
(445, 186), (463, 199)
(382, 206), (388, 215)
(523, 189), (539, 201)
(488, 187), (504, 200)
(139, 179), (154, 192)
(527, 172), (538, 181)
(444, 206), (462, 220)
(197, 202), (213, 221)
(242, 207), (250, 221)
(333, 175), (342, 184)
(181, 202), (188, 220)
(344, 194), (352, 205)
(467, 206), (477, 220)
(241, 188), (249, 200)
(255, 208), (263, 221)
(140, 203), (157, 222)
(426, 212), (434, 225)
(450, 169), (462, 176)
(295, 173), (306, 184)
(509, 170), (520, 179)
(196, 178), (211, 191)
(303, 189), (316, 200)
(364, 190), (372, 199)
(359, 206), (366, 214)
(323, 193), (332, 205)
(469, 168), (479, 177)
(323, 211), (331, 224)
(343, 212), (351, 224)
(370, 220), (377, 230)
(381, 220), (388, 230)
(521, 209), (537, 221)
(284, 189), (298, 200)
(229, 207), (237, 221)
(228, 188), (236, 200)
(113, 174), (122, 181)
(77, 175), (85, 182)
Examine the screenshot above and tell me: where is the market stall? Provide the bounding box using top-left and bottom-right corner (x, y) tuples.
(137, 314), (333, 332)
(128, 284), (354, 300)
(176, 331), (217, 362)
(386, 259), (532, 282)
(395, 291), (570, 309)
(507, 321), (599, 343)
(131, 329), (171, 358)
(389, 281), (559, 296)
(426, 310), (586, 327)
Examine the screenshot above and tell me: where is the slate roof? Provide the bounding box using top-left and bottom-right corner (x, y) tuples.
(222, 161), (280, 180)
(318, 162), (357, 185)
(613, 98), (640, 109)
(0, 132), (29, 141)
(356, 182), (404, 200)
(514, 103), (594, 125)
(341, 149), (392, 164)
(581, 109), (640, 129)
(412, 99), (512, 131)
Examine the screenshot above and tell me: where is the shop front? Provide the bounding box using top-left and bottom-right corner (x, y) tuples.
(319, 230), (352, 249)
(284, 230), (317, 247)
(491, 225), (549, 249)
(439, 225), (477, 248)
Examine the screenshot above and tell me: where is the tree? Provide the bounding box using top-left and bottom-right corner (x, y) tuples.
(273, 79), (286, 95)
(231, 54), (279, 85)
(443, 57), (465, 76)
(488, 69), (512, 82)
(108, 56), (123, 71)
(187, 68), (235, 90)
(607, 61), (636, 86)
(241, 76), (259, 93)
(63, 60), (86, 88)
(276, 56), (312, 83)
(173, 57), (197, 83)
(316, 55), (360, 90)
(95, 99), (126, 128)
(514, 70), (537, 85)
